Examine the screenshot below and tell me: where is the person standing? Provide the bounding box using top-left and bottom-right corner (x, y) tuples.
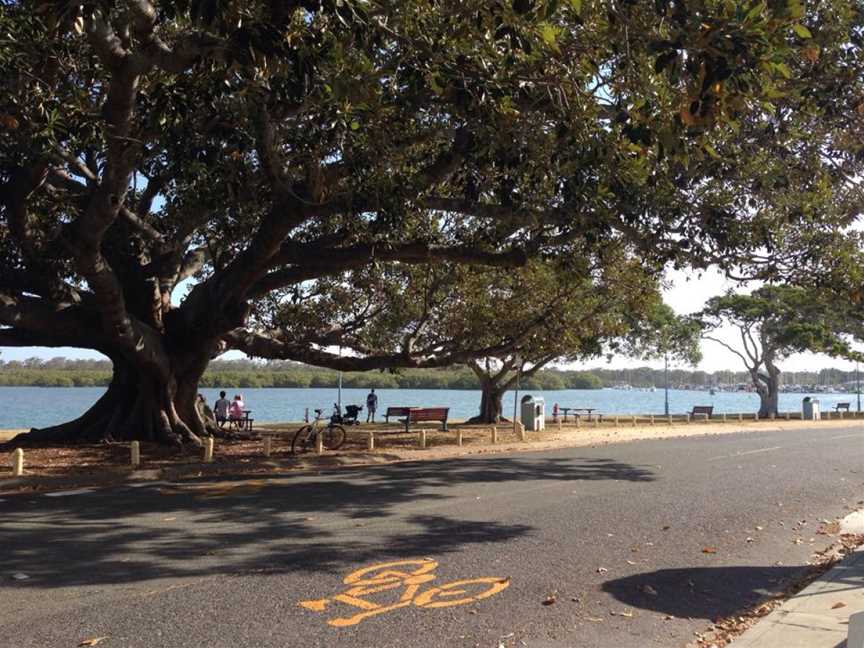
(214, 391), (230, 427)
(366, 388), (378, 423)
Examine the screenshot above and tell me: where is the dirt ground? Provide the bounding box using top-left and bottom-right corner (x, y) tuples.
(1, 416), (861, 482)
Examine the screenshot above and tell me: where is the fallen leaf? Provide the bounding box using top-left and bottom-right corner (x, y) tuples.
(642, 584), (658, 596)
(79, 638), (110, 647)
(162, 517), (176, 521)
(702, 547), (718, 554)
(596, 567), (608, 574)
(662, 525), (671, 531)
(755, 526), (764, 531)
(586, 616), (604, 622)
(626, 560), (637, 565)
(746, 537), (754, 543)
(611, 610), (633, 617)
(542, 595), (557, 606)
(831, 602), (847, 610)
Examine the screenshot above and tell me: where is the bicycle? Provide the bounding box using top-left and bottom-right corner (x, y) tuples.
(298, 558), (510, 627)
(291, 408), (346, 454)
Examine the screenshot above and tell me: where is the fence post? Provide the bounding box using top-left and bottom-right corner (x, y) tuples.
(649, 415), (655, 426)
(593, 416), (599, 428)
(785, 412), (790, 421)
(490, 427), (498, 444)
(686, 413), (691, 424)
(557, 419), (562, 431)
(367, 432), (375, 451)
(518, 423), (526, 442)
(722, 413), (727, 423)
(419, 429), (427, 449)
(667, 415), (673, 425)
(263, 436), (272, 457)
(614, 416), (619, 428)
(703, 413), (709, 424)
(632, 415), (637, 427)
(204, 437), (214, 462)
(738, 412), (743, 422)
(575, 416), (581, 429)
(456, 429), (463, 446)
(315, 433), (324, 454)
(130, 441), (140, 468)
(304, 407), (309, 423)
(12, 448), (24, 476)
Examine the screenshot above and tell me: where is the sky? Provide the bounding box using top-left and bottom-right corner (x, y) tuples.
(1, 269), (859, 373)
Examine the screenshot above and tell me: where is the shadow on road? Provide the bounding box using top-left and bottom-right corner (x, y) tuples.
(602, 564), (822, 620)
(2, 455), (655, 589)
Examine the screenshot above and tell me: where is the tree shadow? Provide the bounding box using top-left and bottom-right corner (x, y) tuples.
(602, 563), (860, 621)
(1, 454), (654, 590)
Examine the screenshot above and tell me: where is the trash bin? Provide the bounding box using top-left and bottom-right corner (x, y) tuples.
(521, 395), (545, 431)
(802, 397), (821, 421)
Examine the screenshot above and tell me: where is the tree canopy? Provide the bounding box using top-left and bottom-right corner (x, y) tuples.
(699, 285), (864, 416)
(1, 0), (862, 445)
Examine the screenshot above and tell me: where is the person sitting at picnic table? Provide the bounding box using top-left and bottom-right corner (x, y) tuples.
(229, 394), (245, 423)
(214, 391), (230, 427)
(366, 388), (378, 423)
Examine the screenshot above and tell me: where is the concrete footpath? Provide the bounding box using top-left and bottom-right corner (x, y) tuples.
(731, 512), (864, 648)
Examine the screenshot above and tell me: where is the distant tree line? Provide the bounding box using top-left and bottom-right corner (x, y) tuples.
(0, 358), (858, 390)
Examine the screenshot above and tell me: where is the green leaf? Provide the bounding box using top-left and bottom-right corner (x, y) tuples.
(792, 24), (812, 38)
(568, 0), (582, 14)
(540, 22), (561, 50)
(350, 120), (360, 130)
(703, 143), (721, 159)
(745, 2), (766, 21)
(774, 62), (792, 79)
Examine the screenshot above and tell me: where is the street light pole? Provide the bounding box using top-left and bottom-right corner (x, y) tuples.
(337, 346), (342, 411)
(664, 353), (670, 417)
(512, 355), (522, 434)
(857, 361), (860, 413)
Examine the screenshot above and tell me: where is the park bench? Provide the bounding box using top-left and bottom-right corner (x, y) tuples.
(229, 410), (254, 432)
(402, 407), (450, 432)
(385, 406), (413, 423)
(835, 402), (851, 412)
(690, 405), (713, 420)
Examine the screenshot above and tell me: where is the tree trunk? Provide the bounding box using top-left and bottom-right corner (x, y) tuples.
(468, 378), (507, 424)
(2, 354), (217, 448)
(755, 376), (780, 418)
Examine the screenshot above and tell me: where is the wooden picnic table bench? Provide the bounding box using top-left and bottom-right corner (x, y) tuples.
(385, 406), (414, 423)
(835, 402), (851, 412)
(402, 407), (449, 432)
(690, 405), (713, 419)
(559, 407), (599, 422)
(229, 410), (254, 432)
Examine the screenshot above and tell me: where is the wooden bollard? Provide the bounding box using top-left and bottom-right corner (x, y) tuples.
(667, 415), (673, 425)
(456, 429), (463, 446)
(839, 411), (844, 420)
(490, 427), (498, 444)
(517, 423), (526, 442)
(315, 433), (324, 454)
(575, 416), (581, 429)
(703, 413), (709, 424)
(204, 437), (214, 462)
(826, 410), (832, 420)
(12, 448), (23, 476)
(367, 432), (375, 451)
(263, 436), (272, 457)
(722, 413), (727, 423)
(686, 414), (691, 424)
(738, 412), (743, 422)
(130, 441), (140, 468)
(769, 412), (775, 421)
(632, 415), (637, 427)
(593, 416), (598, 428)
(785, 412), (790, 421)
(614, 416), (619, 427)
(557, 419), (562, 431)
(419, 429), (427, 449)
(650, 415), (655, 426)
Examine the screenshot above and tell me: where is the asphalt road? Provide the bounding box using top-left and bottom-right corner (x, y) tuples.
(2, 425), (863, 648)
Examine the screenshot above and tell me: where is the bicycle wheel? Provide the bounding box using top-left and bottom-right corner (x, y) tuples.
(322, 424), (346, 450)
(291, 425), (314, 454)
(413, 577), (511, 609)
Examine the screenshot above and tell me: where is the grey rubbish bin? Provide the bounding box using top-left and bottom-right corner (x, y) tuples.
(802, 397), (821, 421)
(520, 395), (546, 431)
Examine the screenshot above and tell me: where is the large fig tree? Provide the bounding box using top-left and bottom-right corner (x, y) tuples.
(1, 0), (860, 446)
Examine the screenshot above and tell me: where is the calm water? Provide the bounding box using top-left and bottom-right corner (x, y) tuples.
(0, 386), (858, 430)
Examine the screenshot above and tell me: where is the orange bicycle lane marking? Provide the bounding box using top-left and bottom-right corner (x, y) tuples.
(298, 559), (511, 627)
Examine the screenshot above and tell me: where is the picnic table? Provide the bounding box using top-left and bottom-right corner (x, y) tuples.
(229, 410), (254, 432)
(558, 407), (598, 422)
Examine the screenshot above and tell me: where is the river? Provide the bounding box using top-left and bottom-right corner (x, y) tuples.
(0, 386), (857, 430)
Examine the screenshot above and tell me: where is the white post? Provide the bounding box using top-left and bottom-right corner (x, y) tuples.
(614, 416), (619, 428)
(367, 432), (375, 451)
(785, 412), (790, 421)
(755, 412), (759, 421)
(575, 416), (581, 429)
(686, 413), (691, 424)
(703, 413), (709, 424)
(722, 413), (727, 423)
(632, 415), (637, 427)
(593, 416), (598, 428)
(650, 415), (655, 426)
(518, 423), (526, 442)
(418, 429), (427, 448)
(130, 441), (140, 468)
(557, 419), (562, 431)
(203, 437), (214, 463)
(12, 448), (23, 476)
(667, 415), (673, 425)
(263, 436), (272, 457)
(490, 427), (498, 444)
(738, 412), (743, 422)
(456, 429), (463, 446)
(315, 433), (324, 454)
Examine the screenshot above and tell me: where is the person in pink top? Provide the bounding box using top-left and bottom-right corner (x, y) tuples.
(229, 394), (245, 421)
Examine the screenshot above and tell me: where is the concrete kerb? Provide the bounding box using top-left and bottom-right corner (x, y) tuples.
(730, 545), (864, 648)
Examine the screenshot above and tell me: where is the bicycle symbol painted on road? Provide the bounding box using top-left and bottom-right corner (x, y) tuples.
(298, 558), (511, 627)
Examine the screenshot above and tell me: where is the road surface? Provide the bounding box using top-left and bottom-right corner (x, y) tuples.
(2, 425), (863, 647)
